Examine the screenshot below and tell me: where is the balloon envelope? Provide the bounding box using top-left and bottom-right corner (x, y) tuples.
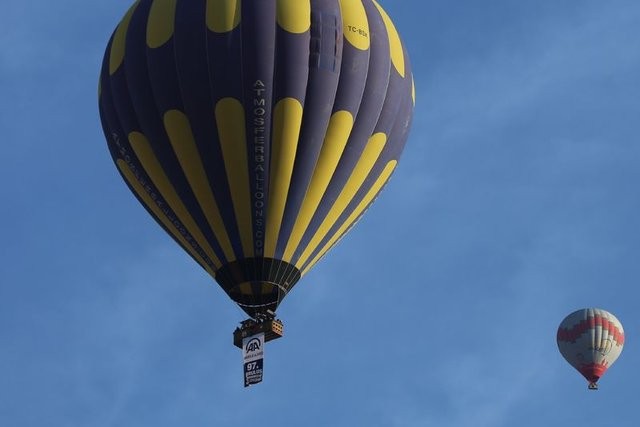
(557, 308), (624, 388)
(98, 0), (414, 317)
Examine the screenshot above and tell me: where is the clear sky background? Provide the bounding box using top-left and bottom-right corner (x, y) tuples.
(1, 1), (639, 426)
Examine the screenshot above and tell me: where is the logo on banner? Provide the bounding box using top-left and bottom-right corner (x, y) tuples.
(245, 338), (262, 354)
(242, 333), (264, 387)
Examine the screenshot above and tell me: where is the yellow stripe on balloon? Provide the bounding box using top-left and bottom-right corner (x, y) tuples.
(276, 0), (311, 34)
(109, 0), (140, 75)
(261, 283), (275, 296)
(339, 0), (370, 51)
(239, 282), (253, 295)
(372, 0), (405, 78)
(206, 0), (241, 33)
(116, 159), (217, 277)
(302, 160), (396, 275)
(265, 98), (303, 258)
(163, 110), (237, 262)
(283, 110), (354, 262)
(411, 76), (416, 106)
(128, 131), (223, 268)
(146, 0), (177, 49)
(215, 98), (254, 257)
(296, 132), (387, 267)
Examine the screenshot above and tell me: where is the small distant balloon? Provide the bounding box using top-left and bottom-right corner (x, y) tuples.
(557, 308), (624, 390)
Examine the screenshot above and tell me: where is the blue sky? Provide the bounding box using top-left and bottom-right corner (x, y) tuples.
(2, 0), (639, 426)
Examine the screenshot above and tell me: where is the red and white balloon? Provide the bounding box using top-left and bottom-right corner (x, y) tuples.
(557, 308), (624, 390)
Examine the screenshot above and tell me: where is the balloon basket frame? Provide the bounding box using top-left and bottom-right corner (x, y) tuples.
(233, 312), (284, 348)
(588, 382), (598, 390)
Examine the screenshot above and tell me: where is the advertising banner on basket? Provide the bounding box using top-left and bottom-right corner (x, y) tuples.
(242, 333), (265, 387)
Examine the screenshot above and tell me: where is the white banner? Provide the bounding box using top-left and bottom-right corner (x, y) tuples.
(242, 333), (264, 387)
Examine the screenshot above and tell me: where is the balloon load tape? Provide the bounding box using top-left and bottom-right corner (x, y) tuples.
(233, 311), (284, 349)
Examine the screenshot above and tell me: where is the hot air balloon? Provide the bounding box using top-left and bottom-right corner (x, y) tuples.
(557, 308), (625, 390)
(98, 0), (414, 349)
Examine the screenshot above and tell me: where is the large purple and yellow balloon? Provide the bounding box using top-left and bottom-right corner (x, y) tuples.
(98, 0), (414, 318)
